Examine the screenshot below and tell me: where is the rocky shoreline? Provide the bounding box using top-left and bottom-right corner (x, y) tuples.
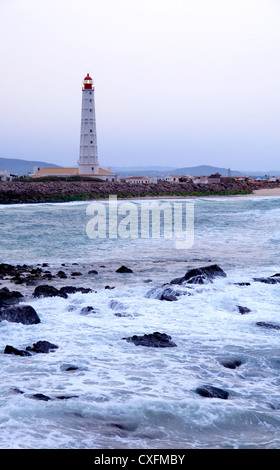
(1, 260), (280, 402)
(1, 179), (279, 204)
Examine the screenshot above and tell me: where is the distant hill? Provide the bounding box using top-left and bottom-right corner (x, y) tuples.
(111, 165), (244, 177)
(0, 157), (61, 176)
(1, 158), (279, 178)
(165, 165), (244, 177)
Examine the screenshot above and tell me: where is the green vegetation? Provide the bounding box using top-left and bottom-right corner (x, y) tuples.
(12, 175), (105, 182)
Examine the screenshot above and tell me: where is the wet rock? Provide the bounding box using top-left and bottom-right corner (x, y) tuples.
(0, 263), (17, 277)
(220, 359), (242, 369)
(88, 270), (98, 275)
(123, 332), (177, 348)
(33, 285), (67, 299)
(109, 300), (128, 311)
(55, 395), (79, 400)
(116, 265), (133, 273)
(80, 306), (98, 315)
(0, 287), (24, 307)
(146, 284), (189, 301)
(60, 364), (79, 372)
(60, 286), (92, 295)
(56, 270), (67, 278)
(195, 385), (229, 399)
(0, 305), (41, 324)
(234, 282), (251, 286)
(253, 275), (280, 284)
(26, 340), (58, 354)
(237, 305), (251, 314)
(171, 264), (226, 285)
(12, 388), (24, 394)
(4, 345), (32, 357)
(114, 312), (133, 317)
(256, 321), (280, 330)
(30, 393), (52, 401)
(71, 272), (82, 276)
(105, 285), (115, 290)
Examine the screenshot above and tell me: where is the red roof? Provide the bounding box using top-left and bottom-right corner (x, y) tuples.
(84, 73), (92, 81)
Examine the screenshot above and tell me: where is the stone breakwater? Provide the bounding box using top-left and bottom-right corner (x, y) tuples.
(0, 180), (277, 204)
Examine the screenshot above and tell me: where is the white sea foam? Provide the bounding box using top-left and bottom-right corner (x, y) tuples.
(1, 196), (280, 448)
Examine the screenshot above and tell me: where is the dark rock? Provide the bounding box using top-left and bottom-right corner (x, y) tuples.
(30, 393), (52, 401)
(161, 293), (178, 301)
(12, 388), (24, 394)
(0, 263), (17, 277)
(237, 305), (251, 314)
(256, 321), (280, 330)
(114, 312), (133, 317)
(59, 286), (92, 295)
(88, 270), (98, 275)
(0, 287), (24, 307)
(59, 286), (78, 295)
(26, 340), (58, 354)
(80, 306), (96, 315)
(253, 275), (280, 284)
(105, 285), (115, 290)
(60, 363), (79, 371)
(55, 395), (79, 400)
(234, 282), (251, 286)
(146, 285), (189, 301)
(33, 285), (67, 299)
(71, 272), (82, 276)
(171, 264), (226, 285)
(4, 345), (32, 357)
(123, 332), (177, 348)
(76, 287), (92, 294)
(0, 305), (40, 324)
(195, 385), (229, 399)
(116, 265), (133, 273)
(108, 423), (130, 431)
(220, 359), (242, 369)
(56, 270), (67, 278)
(109, 300), (128, 311)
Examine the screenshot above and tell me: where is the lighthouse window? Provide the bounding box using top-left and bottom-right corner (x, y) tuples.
(90, 129), (92, 133)
(89, 99), (92, 102)
(90, 141), (93, 144)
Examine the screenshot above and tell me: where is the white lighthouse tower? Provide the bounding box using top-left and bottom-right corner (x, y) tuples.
(78, 73), (99, 175)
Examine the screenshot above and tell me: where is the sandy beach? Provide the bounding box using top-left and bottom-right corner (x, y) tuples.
(252, 188), (280, 197)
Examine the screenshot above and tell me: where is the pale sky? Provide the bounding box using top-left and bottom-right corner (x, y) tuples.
(0, 0), (280, 171)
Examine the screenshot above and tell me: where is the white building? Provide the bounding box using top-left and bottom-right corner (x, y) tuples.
(0, 170), (12, 181)
(124, 176), (158, 184)
(32, 74), (117, 181)
(163, 175), (181, 182)
(193, 176), (209, 184)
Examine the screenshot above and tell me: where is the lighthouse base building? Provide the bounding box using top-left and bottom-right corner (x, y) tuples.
(33, 74), (117, 181)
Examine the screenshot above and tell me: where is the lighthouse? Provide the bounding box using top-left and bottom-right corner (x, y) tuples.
(32, 73), (117, 181)
(78, 73), (99, 175)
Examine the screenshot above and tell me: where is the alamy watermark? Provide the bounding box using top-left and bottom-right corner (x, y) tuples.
(86, 195), (194, 250)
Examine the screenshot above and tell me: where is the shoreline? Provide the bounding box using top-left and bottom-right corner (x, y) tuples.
(1, 180), (280, 204)
(251, 187), (280, 197)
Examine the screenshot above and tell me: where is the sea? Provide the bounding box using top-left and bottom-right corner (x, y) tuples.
(1, 194), (280, 449)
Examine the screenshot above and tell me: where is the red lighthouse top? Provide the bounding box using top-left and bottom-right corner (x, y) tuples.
(83, 73), (93, 90)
